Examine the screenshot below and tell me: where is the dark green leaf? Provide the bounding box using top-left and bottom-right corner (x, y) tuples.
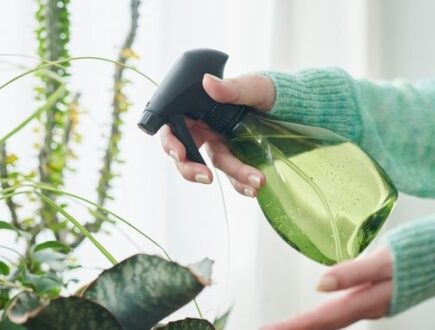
(0, 261), (10, 276)
(0, 288), (9, 310)
(213, 310), (231, 330)
(0, 221), (16, 231)
(9, 295), (121, 330)
(34, 241), (71, 254)
(84, 254), (212, 330)
(154, 318), (215, 330)
(0, 317), (26, 330)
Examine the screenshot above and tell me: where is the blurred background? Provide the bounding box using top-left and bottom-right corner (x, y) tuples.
(1, 0), (435, 329)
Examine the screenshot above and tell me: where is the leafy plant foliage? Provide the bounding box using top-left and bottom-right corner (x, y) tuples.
(1, 255), (228, 330)
(0, 0), (231, 329)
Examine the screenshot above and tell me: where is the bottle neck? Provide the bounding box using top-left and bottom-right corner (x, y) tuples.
(201, 103), (247, 136)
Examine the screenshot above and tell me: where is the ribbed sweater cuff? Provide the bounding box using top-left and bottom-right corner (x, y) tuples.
(384, 216), (435, 316)
(261, 68), (362, 142)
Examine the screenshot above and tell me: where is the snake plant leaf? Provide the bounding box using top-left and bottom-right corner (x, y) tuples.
(153, 318), (215, 330)
(6, 292), (45, 325)
(83, 254), (213, 330)
(22, 297), (121, 330)
(213, 310), (231, 330)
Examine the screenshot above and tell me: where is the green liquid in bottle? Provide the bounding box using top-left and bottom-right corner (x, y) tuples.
(228, 113), (398, 265)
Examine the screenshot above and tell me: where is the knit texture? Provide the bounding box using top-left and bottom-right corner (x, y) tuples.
(264, 69), (362, 142)
(383, 216), (435, 315)
(261, 69), (435, 316)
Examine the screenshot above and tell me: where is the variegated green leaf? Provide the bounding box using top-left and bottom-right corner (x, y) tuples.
(153, 318), (215, 330)
(21, 270), (63, 297)
(22, 297), (121, 330)
(83, 254), (212, 330)
(6, 292), (44, 325)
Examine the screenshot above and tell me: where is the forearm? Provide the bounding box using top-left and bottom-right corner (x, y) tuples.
(263, 69), (435, 197)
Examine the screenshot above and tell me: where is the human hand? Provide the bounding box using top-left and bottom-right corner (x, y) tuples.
(160, 73), (276, 197)
(261, 247), (393, 330)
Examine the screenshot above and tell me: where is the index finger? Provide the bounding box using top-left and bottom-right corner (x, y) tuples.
(317, 247), (393, 292)
(202, 74), (275, 111)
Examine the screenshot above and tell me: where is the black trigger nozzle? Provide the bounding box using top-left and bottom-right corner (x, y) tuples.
(137, 110), (165, 135)
(138, 48), (241, 165)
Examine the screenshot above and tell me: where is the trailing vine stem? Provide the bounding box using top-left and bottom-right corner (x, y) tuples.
(37, 192), (117, 265)
(72, 0), (142, 247)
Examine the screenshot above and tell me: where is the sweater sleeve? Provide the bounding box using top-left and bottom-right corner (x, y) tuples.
(263, 69), (435, 198)
(382, 215), (435, 315)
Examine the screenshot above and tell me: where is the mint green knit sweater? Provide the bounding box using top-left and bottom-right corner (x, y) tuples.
(263, 69), (435, 316)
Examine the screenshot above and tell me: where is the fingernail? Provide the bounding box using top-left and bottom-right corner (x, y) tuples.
(317, 275), (338, 292)
(243, 188), (255, 198)
(195, 174), (211, 184)
(169, 150), (180, 162)
(205, 73), (222, 83)
(248, 174), (262, 188)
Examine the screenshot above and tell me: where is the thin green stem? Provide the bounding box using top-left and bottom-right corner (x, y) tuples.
(26, 181), (171, 260)
(213, 168), (231, 292)
(0, 85), (65, 145)
(0, 279), (33, 292)
(0, 54), (67, 84)
(193, 299), (204, 319)
(36, 192), (117, 265)
(0, 191), (32, 201)
(0, 56), (158, 92)
(0, 245), (25, 260)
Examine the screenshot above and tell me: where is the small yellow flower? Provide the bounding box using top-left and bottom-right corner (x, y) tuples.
(5, 154), (18, 165)
(121, 48), (140, 60)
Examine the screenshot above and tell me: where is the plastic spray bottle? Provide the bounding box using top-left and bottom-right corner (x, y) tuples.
(138, 49), (397, 265)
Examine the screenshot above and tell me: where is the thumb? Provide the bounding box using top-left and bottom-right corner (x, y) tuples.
(202, 73), (275, 112)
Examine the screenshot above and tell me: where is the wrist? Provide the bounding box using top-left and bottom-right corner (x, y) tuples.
(383, 216), (435, 316)
(260, 68), (362, 142)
